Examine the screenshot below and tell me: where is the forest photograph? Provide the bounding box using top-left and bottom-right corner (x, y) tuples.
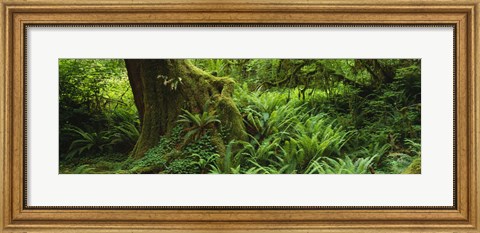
(59, 58), (421, 174)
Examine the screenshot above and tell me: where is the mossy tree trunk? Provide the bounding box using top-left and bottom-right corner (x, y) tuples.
(125, 59), (246, 159)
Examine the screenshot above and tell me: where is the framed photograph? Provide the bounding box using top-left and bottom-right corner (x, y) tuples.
(1, 0), (479, 232)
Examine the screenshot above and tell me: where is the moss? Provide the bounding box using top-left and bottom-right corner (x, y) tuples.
(94, 161), (118, 171)
(210, 133), (226, 156)
(402, 157), (421, 174)
(115, 170), (130, 174)
(216, 96), (247, 142)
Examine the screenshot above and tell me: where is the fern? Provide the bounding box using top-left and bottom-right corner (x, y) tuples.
(177, 106), (221, 144)
(65, 126), (111, 159)
(209, 140), (251, 174)
(109, 121), (140, 149)
(316, 156), (377, 174)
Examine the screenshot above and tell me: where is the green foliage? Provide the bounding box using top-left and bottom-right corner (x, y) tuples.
(59, 59), (138, 158)
(129, 148), (169, 174)
(122, 125), (219, 174)
(109, 121), (140, 151)
(64, 126), (112, 159)
(127, 127), (181, 174)
(307, 156), (377, 174)
(60, 59), (421, 175)
(60, 154), (129, 174)
(378, 139), (421, 174)
(179, 132), (218, 174)
(209, 140), (248, 174)
(165, 158), (199, 174)
(63, 115), (140, 159)
(59, 59), (130, 113)
(177, 103), (221, 143)
(193, 153), (219, 174)
(72, 165), (96, 174)
(402, 157), (421, 174)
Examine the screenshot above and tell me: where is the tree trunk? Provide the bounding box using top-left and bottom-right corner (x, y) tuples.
(125, 59), (246, 159)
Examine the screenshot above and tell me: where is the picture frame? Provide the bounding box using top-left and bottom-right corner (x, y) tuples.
(1, 0), (479, 232)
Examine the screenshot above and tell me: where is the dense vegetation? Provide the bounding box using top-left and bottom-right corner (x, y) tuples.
(59, 59), (421, 174)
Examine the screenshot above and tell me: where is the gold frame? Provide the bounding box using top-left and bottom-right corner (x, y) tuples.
(1, 0), (479, 232)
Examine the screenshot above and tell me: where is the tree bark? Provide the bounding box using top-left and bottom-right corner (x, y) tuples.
(125, 59), (246, 159)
